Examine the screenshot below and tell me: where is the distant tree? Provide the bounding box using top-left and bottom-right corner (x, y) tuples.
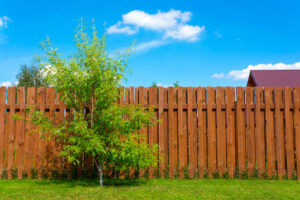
(16, 64), (48, 87)
(151, 82), (158, 87)
(173, 81), (179, 88)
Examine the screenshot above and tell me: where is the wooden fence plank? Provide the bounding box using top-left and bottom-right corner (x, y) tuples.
(178, 87), (186, 178)
(17, 87), (25, 179)
(226, 87), (235, 178)
(255, 87), (265, 177)
(168, 87), (176, 178)
(163, 88), (168, 178)
(236, 87), (246, 174)
(24, 87), (36, 178)
(216, 87), (226, 176)
(138, 87), (147, 177)
(294, 87), (300, 180)
(274, 88), (286, 178)
(207, 87), (216, 177)
(246, 87), (255, 176)
(56, 92), (65, 178)
(0, 87), (5, 179)
(158, 87), (165, 177)
(7, 87), (16, 179)
(284, 87), (295, 178)
(148, 87), (154, 178)
(197, 87), (206, 177)
(36, 87), (46, 179)
(188, 87), (196, 177)
(265, 87), (276, 178)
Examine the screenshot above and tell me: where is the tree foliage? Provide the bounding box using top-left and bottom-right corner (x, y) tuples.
(16, 64), (48, 87)
(24, 21), (158, 185)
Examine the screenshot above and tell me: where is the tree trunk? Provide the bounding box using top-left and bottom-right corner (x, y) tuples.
(97, 164), (103, 186)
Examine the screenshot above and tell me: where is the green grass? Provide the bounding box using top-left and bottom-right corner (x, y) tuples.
(0, 178), (299, 200)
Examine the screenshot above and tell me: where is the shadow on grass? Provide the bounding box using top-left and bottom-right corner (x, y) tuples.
(31, 178), (147, 188)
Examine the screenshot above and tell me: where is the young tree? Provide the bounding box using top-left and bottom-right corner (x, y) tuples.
(16, 64), (48, 87)
(27, 21), (158, 186)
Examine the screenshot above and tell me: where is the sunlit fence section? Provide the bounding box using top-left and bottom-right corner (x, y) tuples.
(1, 86), (300, 180)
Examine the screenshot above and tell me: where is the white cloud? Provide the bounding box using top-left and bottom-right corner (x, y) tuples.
(157, 83), (172, 88)
(106, 21), (137, 35)
(107, 9), (204, 42)
(211, 73), (225, 79)
(164, 25), (204, 41)
(212, 62), (300, 80)
(0, 16), (12, 28)
(0, 81), (18, 87)
(135, 40), (167, 52)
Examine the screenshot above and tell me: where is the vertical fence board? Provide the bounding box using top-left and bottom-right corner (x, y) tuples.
(197, 87), (206, 177)
(187, 87), (196, 177)
(17, 87), (25, 179)
(0, 87), (5, 178)
(216, 87), (226, 175)
(7, 87), (16, 179)
(148, 87), (154, 178)
(36, 88), (45, 179)
(158, 87), (165, 177)
(274, 88), (286, 178)
(265, 87), (276, 177)
(168, 87), (176, 178)
(246, 87), (255, 176)
(178, 87), (186, 178)
(294, 87), (300, 180)
(284, 87), (295, 178)
(255, 87), (265, 176)
(236, 87), (246, 174)
(226, 87), (235, 178)
(24, 87), (36, 178)
(163, 88), (169, 178)
(207, 87), (216, 177)
(56, 92), (65, 178)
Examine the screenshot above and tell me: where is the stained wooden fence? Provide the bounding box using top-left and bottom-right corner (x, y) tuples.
(1, 86), (300, 180)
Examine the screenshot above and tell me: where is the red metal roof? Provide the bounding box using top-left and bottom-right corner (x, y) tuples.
(247, 70), (300, 87)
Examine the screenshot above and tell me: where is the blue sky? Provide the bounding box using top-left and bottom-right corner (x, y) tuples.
(0, 0), (300, 87)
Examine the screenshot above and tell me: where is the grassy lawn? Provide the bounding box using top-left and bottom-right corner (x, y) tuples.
(0, 178), (299, 200)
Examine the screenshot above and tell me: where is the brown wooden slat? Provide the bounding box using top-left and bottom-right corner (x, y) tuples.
(246, 87), (255, 176)
(168, 87), (176, 178)
(216, 87), (226, 176)
(207, 87), (216, 177)
(6, 87), (16, 179)
(36, 87), (46, 179)
(17, 87), (25, 179)
(23, 87), (34, 178)
(197, 87), (206, 177)
(265, 87), (276, 177)
(178, 87), (186, 178)
(294, 87), (300, 180)
(138, 87), (146, 177)
(187, 87), (196, 177)
(255, 87), (265, 176)
(236, 87), (246, 174)
(148, 87), (154, 178)
(274, 88), (286, 178)
(56, 92), (65, 178)
(158, 87), (165, 177)
(226, 87), (235, 178)
(0, 87), (5, 179)
(129, 87), (135, 178)
(284, 87), (295, 178)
